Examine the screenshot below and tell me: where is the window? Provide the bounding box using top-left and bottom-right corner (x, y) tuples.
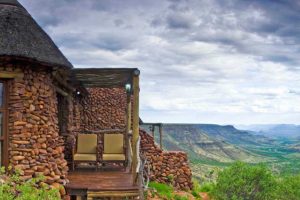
(0, 80), (7, 167)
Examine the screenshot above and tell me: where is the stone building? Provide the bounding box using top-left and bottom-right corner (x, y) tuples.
(0, 0), (192, 199)
(0, 0), (72, 184)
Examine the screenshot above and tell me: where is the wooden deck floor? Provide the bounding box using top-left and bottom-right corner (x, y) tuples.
(66, 170), (140, 198)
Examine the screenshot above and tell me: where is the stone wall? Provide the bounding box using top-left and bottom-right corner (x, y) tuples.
(140, 130), (193, 190)
(64, 88), (128, 163)
(82, 88), (127, 130)
(0, 63), (68, 188)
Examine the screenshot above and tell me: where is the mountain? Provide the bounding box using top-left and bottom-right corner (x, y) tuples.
(289, 142), (300, 151)
(156, 124), (268, 163)
(236, 124), (300, 139)
(194, 124), (274, 146)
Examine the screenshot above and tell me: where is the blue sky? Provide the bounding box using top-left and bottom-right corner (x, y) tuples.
(19, 0), (300, 124)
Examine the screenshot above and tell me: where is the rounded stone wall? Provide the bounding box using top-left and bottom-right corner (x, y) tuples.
(0, 63), (68, 186)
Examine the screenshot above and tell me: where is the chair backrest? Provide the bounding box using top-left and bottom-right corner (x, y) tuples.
(104, 133), (124, 154)
(77, 134), (97, 154)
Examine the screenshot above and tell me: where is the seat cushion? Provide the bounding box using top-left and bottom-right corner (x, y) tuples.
(77, 134), (97, 154)
(103, 154), (126, 161)
(74, 153), (97, 161)
(104, 134), (124, 154)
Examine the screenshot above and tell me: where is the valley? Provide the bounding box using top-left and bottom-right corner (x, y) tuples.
(141, 123), (300, 181)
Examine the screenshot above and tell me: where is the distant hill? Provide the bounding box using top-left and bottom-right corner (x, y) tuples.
(237, 124), (300, 139)
(289, 143), (300, 151)
(194, 124), (274, 146)
(151, 124), (268, 163)
(141, 123), (300, 181)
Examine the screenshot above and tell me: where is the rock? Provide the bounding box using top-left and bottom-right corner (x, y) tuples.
(29, 104), (35, 111)
(37, 138), (47, 143)
(14, 121), (27, 126)
(13, 156), (25, 161)
(12, 140), (30, 145)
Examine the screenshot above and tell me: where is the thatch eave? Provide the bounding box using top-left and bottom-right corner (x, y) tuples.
(0, 1), (73, 69)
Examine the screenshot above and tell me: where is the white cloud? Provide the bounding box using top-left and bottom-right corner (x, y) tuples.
(19, 0), (300, 124)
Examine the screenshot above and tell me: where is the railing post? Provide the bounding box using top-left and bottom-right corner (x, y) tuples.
(151, 125), (155, 138)
(132, 70), (140, 183)
(159, 124), (163, 149)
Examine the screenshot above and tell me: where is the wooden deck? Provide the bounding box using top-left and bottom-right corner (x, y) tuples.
(66, 170), (140, 199)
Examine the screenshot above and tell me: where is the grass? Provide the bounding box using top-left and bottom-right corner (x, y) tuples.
(148, 182), (173, 199)
(191, 178), (213, 199)
(148, 181), (204, 200)
(174, 195), (189, 200)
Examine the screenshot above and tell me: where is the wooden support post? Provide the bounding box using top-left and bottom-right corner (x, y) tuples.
(126, 91), (132, 167)
(126, 93), (132, 133)
(159, 124), (163, 149)
(152, 125), (155, 138)
(132, 70), (140, 183)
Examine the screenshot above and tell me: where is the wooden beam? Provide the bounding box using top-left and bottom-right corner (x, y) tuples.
(87, 190), (139, 198)
(159, 125), (163, 149)
(141, 122), (163, 126)
(132, 72), (140, 183)
(55, 86), (69, 97)
(85, 128), (125, 134)
(152, 125), (155, 138)
(0, 71), (23, 79)
(52, 71), (74, 92)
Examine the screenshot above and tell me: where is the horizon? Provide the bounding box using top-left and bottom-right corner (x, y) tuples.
(19, 0), (300, 124)
(142, 122), (300, 126)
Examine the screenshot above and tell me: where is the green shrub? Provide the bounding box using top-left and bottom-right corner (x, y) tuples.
(199, 182), (215, 193)
(211, 161), (278, 200)
(174, 194), (189, 200)
(276, 174), (300, 200)
(148, 182), (173, 199)
(191, 179), (202, 199)
(0, 167), (60, 200)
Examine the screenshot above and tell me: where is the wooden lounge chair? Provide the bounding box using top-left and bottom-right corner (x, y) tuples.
(102, 133), (126, 167)
(72, 134), (99, 171)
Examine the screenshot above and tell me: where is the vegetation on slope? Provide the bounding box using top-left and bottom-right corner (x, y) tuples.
(211, 162), (300, 200)
(0, 167), (60, 200)
(146, 162), (300, 200)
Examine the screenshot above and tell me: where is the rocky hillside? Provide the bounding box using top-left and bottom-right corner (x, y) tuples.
(194, 124), (274, 146)
(161, 124), (268, 163)
(141, 123), (294, 181)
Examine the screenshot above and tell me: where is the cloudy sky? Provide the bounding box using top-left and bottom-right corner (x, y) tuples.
(20, 0), (300, 125)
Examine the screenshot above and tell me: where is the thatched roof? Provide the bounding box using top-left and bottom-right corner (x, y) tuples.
(71, 68), (139, 88)
(0, 0), (73, 68)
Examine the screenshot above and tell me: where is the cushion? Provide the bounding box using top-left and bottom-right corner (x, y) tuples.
(77, 134), (97, 154)
(74, 153), (97, 161)
(103, 154), (126, 161)
(104, 134), (124, 154)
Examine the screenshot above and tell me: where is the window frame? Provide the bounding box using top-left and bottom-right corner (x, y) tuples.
(0, 79), (8, 167)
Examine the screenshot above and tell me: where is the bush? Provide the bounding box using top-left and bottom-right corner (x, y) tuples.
(199, 182), (214, 193)
(211, 162), (278, 200)
(191, 179), (201, 198)
(276, 174), (300, 200)
(148, 182), (173, 199)
(174, 194), (189, 200)
(0, 167), (60, 200)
